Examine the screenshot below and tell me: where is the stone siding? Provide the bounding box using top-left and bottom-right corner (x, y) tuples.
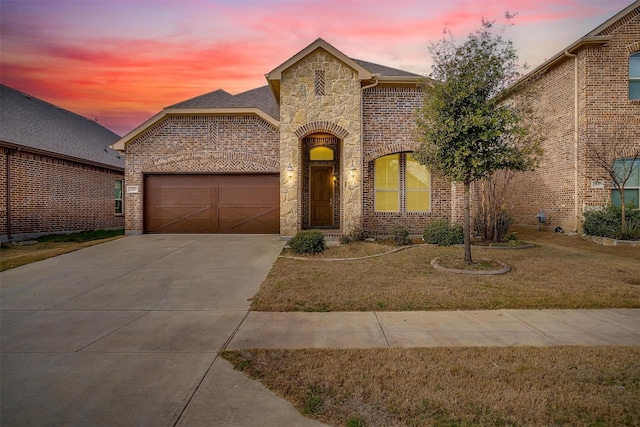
(124, 114), (279, 233)
(279, 49), (362, 236)
(1, 147), (124, 241)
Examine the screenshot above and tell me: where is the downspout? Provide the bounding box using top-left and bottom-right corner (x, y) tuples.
(565, 50), (579, 232)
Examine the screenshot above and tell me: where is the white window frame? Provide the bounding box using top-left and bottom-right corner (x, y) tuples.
(630, 52), (640, 100)
(115, 179), (124, 215)
(611, 158), (640, 208)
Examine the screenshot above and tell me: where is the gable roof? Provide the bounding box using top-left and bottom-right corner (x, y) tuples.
(169, 88), (234, 109)
(0, 84), (123, 169)
(265, 38), (422, 101)
(169, 86), (280, 120)
(352, 59), (421, 78)
(113, 38), (423, 150)
(513, 1), (639, 87)
(266, 37), (374, 81)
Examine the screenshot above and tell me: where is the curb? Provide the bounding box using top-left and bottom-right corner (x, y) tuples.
(280, 244), (422, 261)
(430, 256), (512, 275)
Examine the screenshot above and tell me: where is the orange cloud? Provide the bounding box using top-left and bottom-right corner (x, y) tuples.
(1, 0), (633, 135)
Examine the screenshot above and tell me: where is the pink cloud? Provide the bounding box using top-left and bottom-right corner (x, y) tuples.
(1, 0), (634, 135)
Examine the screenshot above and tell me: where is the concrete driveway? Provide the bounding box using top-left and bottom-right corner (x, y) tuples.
(0, 234), (324, 427)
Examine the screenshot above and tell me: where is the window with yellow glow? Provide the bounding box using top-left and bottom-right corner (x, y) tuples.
(374, 153), (431, 213)
(375, 154), (399, 212)
(406, 154), (430, 212)
(309, 146), (334, 161)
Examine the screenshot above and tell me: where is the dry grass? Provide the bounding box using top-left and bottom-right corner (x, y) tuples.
(0, 231), (124, 271)
(283, 241), (398, 260)
(222, 346), (640, 427)
(251, 227), (640, 311)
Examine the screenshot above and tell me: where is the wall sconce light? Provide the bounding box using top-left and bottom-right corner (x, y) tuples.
(286, 163), (294, 180)
(349, 160), (357, 178)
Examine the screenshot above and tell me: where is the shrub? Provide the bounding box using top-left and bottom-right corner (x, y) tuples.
(288, 230), (326, 254)
(423, 219), (464, 246)
(339, 228), (372, 244)
(389, 225), (411, 246)
(473, 207), (512, 242)
(583, 204), (640, 241)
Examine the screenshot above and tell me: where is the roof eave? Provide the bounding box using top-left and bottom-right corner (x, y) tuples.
(265, 38), (376, 99)
(111, 111), (165, 151)
(375, 75), (424, 85)
(266, 38), (373, 81)
(587, 1), (640, 36)
(508, 35), (612, 92)
(266, 75), (281, 104)
(111, 108), (280, 151)
(0, 140), (124, 171)
(166, 108), (279, 127)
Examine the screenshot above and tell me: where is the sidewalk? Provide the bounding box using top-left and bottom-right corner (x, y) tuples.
(227, 308), (640, 349)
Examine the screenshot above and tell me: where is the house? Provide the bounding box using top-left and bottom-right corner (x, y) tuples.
(113, 2), (639, 238)
(0, 84), (125, 241)
(113, 38), (463, 236)
(503, 1), (640, 232)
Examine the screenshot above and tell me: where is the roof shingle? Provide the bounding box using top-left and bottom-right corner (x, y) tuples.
(0, 85), (123, 169)
(168, 58), (418, 117)
(169, 86), (280, 120)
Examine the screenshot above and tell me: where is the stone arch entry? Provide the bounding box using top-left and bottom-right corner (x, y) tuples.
(301, 133), (341, 229)
(295, 121), (349, 139)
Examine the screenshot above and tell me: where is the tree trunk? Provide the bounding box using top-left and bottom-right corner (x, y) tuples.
(463, 181), (473, 264)
(620, 189), (627, 235)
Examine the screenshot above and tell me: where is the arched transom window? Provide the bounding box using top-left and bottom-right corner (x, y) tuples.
(309, 146), (334, 161)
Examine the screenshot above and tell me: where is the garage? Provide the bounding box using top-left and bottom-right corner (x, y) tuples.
(144, 174), (279, 234)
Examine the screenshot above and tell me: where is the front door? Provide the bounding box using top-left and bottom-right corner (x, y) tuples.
(310, 165), (334, 227)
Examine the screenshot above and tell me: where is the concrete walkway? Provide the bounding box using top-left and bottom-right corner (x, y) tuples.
(1, 235), (639, 427)
(229, 309), (640, 349)
(1, 234), (324, 427)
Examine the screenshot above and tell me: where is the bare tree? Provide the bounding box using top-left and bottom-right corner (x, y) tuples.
(474, 170), (517, 242)
(582, 124), (640, 234)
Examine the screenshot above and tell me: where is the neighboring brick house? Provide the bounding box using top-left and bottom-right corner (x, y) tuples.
(114, 38), (463, 236)
(503, 1), (640, 232)
(0, 85), (125, 241)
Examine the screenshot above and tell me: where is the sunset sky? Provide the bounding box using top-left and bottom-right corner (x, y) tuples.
(0, 0), (634, 136)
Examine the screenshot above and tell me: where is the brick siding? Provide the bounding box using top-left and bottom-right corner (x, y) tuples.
(362, 84), (454, 235)
(1, 146), (124, 240)
(124, 114), (279, 233)
(504, 11), (640, 231)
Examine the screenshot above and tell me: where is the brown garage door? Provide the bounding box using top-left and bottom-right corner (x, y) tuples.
(144, 174), (279, 234)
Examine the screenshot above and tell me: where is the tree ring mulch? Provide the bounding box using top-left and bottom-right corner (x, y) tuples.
(471, 241), (535, 250)
(431, 255), (511, 275)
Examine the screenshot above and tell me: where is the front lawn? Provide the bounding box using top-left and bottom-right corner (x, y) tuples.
(251, 227), (640, 311)
(222, 346), (640, 427)
(0, 229), (124, 271)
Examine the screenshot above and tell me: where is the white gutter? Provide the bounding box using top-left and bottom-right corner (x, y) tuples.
(565, 50), (579, 232)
